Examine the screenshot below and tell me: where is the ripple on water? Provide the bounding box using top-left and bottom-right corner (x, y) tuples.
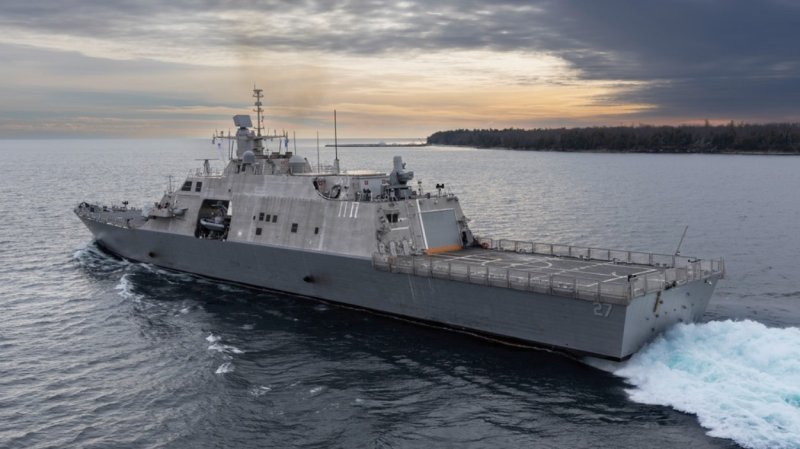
(4, 142), (799, 449)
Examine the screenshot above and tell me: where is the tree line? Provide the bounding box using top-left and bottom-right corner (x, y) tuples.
(427, 122), (800, 153)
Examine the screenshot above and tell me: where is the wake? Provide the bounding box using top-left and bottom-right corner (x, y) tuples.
(601, 320), (800, 449)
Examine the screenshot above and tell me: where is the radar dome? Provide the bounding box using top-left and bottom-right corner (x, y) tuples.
(242, 150), (255, 165)
(289, 154), (309, 174)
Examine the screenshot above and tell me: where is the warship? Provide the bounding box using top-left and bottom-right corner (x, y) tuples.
(75, 88), (724, 360)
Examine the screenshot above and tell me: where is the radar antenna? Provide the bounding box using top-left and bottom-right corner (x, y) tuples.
(253, 86), (264, 137)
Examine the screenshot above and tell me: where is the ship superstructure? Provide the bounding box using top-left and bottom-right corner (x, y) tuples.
(75, 88), (724, 360)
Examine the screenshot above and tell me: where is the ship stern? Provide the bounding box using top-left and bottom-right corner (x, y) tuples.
(618, 276), (720, 358)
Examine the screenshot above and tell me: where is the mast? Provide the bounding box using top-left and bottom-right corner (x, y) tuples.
(253, 86), (264, 137)
(675, 225), (689, 256)
(334, 110), (340, 174)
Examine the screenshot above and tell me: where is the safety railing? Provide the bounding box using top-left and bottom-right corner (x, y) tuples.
(76, 204), (144, 229)
(372, 239), (724, 304)
(477, 237), (725, 273)
(78, 212), (131, 228)
(189, 168), (224, 177)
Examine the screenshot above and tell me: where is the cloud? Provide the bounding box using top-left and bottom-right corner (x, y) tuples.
(529, 1), (800, 118)
(1, 0), (798, 136)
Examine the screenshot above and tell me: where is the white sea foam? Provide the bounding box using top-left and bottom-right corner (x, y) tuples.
(611, 320), (800, 449)
(141, 263), (194, 282)
(206, 333), (221, 343)
(72, 244), (92, 261)
(74, 243), (129, 271)
(114, 274), (141, 300)
(207, 343), (244, 354)
(215, 362), (234, 374)
(309, 386), (325, 395)
(216, 284), (243, 293)
(250, 386), (272, 397)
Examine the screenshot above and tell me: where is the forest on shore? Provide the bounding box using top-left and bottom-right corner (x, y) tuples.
(427, 122), (800, 154)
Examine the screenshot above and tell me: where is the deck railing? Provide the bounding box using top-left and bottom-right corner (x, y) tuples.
(76, 205), (144, 229)
(189, 168), (224, 177)
(477, 237), (725, 271)
(372, 238), (724, 304)
(79, 212), (133, 228)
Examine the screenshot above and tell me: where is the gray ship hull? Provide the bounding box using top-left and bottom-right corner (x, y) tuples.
(80, 216), (719, 360)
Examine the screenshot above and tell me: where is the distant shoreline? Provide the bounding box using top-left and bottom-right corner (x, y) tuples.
(427, 123), (800, 155)
(430, 144), (800, 156)
(325, 143), (428, 147)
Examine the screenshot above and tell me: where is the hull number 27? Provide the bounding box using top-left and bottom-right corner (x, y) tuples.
(593, 303), (613, 317)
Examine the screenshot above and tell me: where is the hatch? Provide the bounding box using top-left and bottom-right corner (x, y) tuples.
(420, 209), (462, 254)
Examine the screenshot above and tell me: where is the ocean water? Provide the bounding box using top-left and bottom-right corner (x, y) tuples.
(1, 139), (799, 449)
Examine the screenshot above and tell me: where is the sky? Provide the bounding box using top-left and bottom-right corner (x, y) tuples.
(1, 0), (799, 138)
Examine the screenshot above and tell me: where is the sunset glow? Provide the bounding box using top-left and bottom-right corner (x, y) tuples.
(1, 1), (798, 137)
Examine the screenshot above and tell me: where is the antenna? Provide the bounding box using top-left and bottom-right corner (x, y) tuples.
(227, 129), (233, 160)
(253, 85), (264, 137)
(316, 130), (320, 172)
(334, 110), (340, 174)
(675, 225), (689, 256)
(293, 130), (297, 153)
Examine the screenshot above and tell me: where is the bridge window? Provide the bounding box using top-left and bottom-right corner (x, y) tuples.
(195, 182), (203, 192)
(314, 227), (319, 235)
(272, 215), (277, 223)
(181, 181), (192, 191)
(386, 212), (399, 223)
(291, 223), (298, 233)
(255, 227), (262, 236)
(258, 212), (265, 221)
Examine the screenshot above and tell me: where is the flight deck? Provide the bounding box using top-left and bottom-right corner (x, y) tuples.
(374, 239), (724, 305)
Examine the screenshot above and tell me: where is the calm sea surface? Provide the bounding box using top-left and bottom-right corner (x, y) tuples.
(1, 139), (798, 449)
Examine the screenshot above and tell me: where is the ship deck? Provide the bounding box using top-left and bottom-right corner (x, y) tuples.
(430, 247), (660, 286)
(375, 242), (723, 304)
